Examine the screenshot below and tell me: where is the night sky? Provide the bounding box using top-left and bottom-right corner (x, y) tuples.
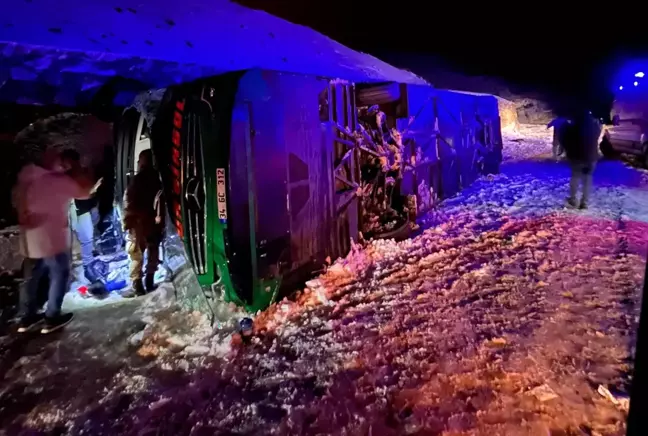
(237, 1), (648, 102)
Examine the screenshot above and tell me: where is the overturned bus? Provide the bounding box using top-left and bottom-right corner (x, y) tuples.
(0, 0), (502, 315)
(114, 72), (503, 313)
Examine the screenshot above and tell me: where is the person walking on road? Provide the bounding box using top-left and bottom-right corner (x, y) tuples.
(121, 149), (164, 298)
(15, 148), (99, 334)
(561, 110), (602, 210)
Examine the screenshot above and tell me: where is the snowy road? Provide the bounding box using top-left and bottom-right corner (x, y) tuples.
(1, 126), (647, 435)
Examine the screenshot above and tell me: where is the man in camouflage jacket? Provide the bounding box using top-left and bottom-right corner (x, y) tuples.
(121, 149), (164, 297)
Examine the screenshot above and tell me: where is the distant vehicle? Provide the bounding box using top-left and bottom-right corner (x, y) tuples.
(600, 70), (648, 167)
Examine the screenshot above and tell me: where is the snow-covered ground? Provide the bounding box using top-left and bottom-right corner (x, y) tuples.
(63, 252), (168, 311)
(502, 124), (554, 162)
(1, 125), (647, 435)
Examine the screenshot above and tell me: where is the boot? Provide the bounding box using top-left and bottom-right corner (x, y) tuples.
(566, 197), (577, 208)
(122, 279), (146, 298)
(145, 273), (157, 293)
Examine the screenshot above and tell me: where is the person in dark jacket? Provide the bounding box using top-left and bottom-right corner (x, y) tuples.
(121, 149), (164, 298)
(561, 110), (602, 209)
(547, 116), (569, 160)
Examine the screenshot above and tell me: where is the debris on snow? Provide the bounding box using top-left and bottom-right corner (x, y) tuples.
(166, 336), (188, 352)
(597, 385), (630, 412)
(184, 345), (211, 357)
(128, 330), (145, 348)
(485, 337), (508, 348)
(148, 397), (172, 411)
(527, 384), (559, 402)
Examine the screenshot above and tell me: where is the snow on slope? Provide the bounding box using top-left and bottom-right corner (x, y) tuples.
(502, 124), (553, 162)
(0, 0), (426, 105)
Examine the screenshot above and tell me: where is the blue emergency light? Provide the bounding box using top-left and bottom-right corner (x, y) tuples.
(613, 61), (648, 93)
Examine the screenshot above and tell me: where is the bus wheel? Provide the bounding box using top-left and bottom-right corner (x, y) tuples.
(114, 108), (141, 205)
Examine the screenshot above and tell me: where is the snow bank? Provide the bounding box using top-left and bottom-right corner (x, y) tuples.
(0, 0), (426, 105)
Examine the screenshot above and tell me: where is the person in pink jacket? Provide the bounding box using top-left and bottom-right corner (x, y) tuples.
(14, 148), (98, 334)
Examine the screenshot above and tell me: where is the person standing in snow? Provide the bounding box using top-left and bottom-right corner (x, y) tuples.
(13, 174), (49, 318)
(71, 197), (99, 278)
(59, 149), (100, 282)
(14, 148), (98, 334)
(547, 116), (569, 160)
(561, 110), (602, 210)
(121, 149), (164, 298)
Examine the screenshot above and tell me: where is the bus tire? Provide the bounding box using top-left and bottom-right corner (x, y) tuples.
(114, 108), (141, 205)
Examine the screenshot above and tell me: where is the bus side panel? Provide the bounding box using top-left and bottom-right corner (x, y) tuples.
(245, 71), (291, 280)
(274, 73), (333, 273)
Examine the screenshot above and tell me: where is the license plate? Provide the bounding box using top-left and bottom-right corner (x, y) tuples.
(216, 168), (227, 222)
